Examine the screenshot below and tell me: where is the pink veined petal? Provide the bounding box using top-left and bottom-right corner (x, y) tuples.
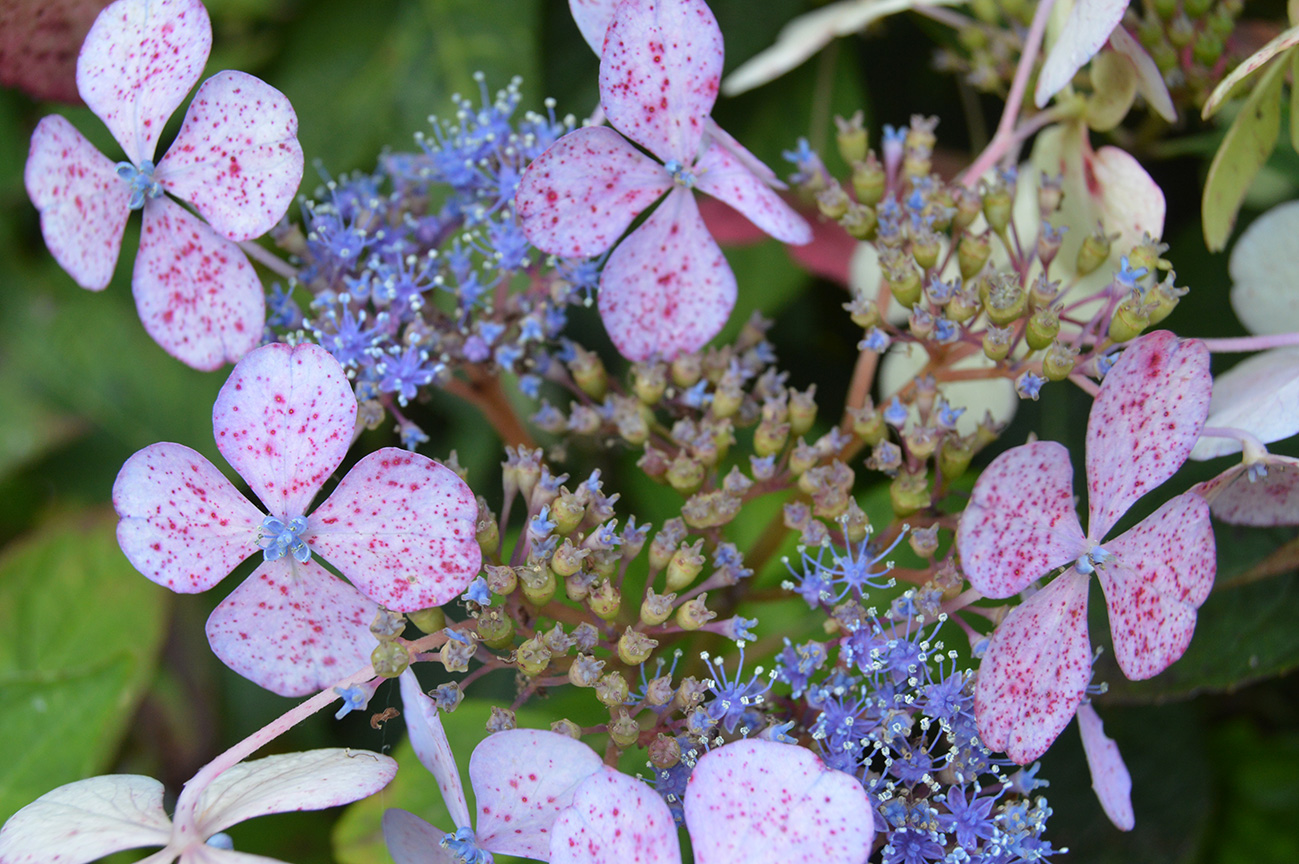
(470, 729), (604, 860)
(1086, 331), (1211, 539)
(694, 138), (810, 244)
(397, 671), (471, 830)
(1190, 347), (1299, 460)
(133, 195), (263, 370)
(550, 767), (682, 864)
(0, 775), (172, 864)
(212, 342), (356, 519)
(598, 0), (723, 162)
(973, 569), (1092, 764)
(1076, 703), (1135, 831)
(515, 126), (670, 258)
(684, 739), (874, 864)
(308, 449), (480, 612)
(25, 114), (131, 291)
(155, 70), (304, 242)
(702, 119), (782, 187)
(1099, 492), (1215, 680)
(598, 188), (736, 361)
(957, 441), (1088, 598)
(113, 441), (263, 594)
(570, 0), (619, 53)
(382, 809), (458, 864)
(204, 557), (377, 697)
(192, 750), (397, 838)
(1192, 455), (1299, 526)
(76, 0), (213, 165)
(1034, 0), (1130, 108)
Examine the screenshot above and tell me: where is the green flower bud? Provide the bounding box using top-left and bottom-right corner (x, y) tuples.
(850, 401), (887, 444)
(754, 419), (790, 457)
(835, 111), (869, 164)
(841, 497), (871, 543)
(947, 283), (982, 323)
(476, 607), (515, 649)
(632, 361), (668, 404)
(912, 232), (941, 270)
(618, 627), (658, 665)
(569, 346), (607, 400)
(1076, 225), (1116, 276)
(564, 569), (598, 603)
(550, 490), (585, 536)
(569, 654), (605, 688)
(671, 353), (702, 389)
(609, 709), (641, 749)
(675, 594), (717, 630)
(486, 706), (516, 734)
(886, 264), (924, 308)
(958, 233), (991, 279)
(645, 675), (675, 706)
(1042, 340), (1077, 381)
(712, 375), (744, 418)
(952, 186), (983, 231)
(1108, 294), (1150, 343)
(1153, 0), (1177, 18)
(681, 490), (741, 529)
(595, 672), (630, 707)
(588, 579), (622, 620)
(890, 469), (931, 517)
(851, 156), (886, 206)
(938, 434), (976, 479)
(841, 201), (878, 240)
(551, 718), (583, 739)
(1168, 13), (1194, 48)
(983, 323), (1014, 361)
(982, 181), (1013, 234)
(550, 538), (589, 577)
(516, 635), (552, 677)
(370, 609), (406, 641)
(440, 632), (477, 673)
(485, 563), (517, 596)
(1037, 172), (1064, 215)
(1185, 0), (1212, 18)
(1146, 273), (1188, 325)
(640, 588), (677, 626)
(408, 605), (446, 635)
(1026, 305), (1061, 350)
(649, 733), (682, 769)
(1029, 273), (1060, 309)
(371, 641), (409, 678)
(789, 386), (817, 437)
(985, 274), (1027, 326)
(665, 540), (706, 591)
(519, 564), (557, 606)
(817, 181), (851, 220)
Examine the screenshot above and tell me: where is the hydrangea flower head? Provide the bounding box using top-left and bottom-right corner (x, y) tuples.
(113, 342), (480, 695)
(25, 0), (304, 370)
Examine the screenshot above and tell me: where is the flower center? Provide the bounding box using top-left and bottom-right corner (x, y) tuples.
(663, 159), (696, 188)
(257, 515), (311, 563)
(115, 160), (163, 210)
(441, 826), (494, 864)
(1074, 545), (1112, 576)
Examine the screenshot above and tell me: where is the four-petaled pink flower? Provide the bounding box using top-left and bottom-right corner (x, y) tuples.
(113, 342), (481, 696)
(516, 0), (811, 361)
(956, 330), (1215, 763)
(25, 0), (304, 371)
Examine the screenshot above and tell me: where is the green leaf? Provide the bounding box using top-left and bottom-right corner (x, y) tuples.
(0, 368), (85, 482)
(1203, 56), (1288, 252)
(1202, 29), (1299, 119)
(1291, 50), (1299, 154)
(0, 513), (170, 822)
(1205, 719), (1299, 864)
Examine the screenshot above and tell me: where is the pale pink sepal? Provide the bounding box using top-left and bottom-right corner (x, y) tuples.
(1088, 144), (1166, 246)
(113, 442), (263, 594)
(1108, 27), (1176, 122)
(1190, 347), (1299, 460)
(212, 342), (356, 519)
(1085, 331), (1210, 539)
(694, 141), (810, 245)
(382, 809), (458, 864)
(133, 196), (263, 371)
(514, 126), (670, 258)
(1193, 455), (1299, 526)
(569, 0), (620, 53)
(1099, 493), (1214, 680)
(684, 739), (874, 864)
(309, 449), (480, 612)
(470, 729), (603, 860)
(1034, 0), (1130, 108)
(550, 767), (682, 864)
(76, 0), (213, 166)
(703, 119), (782, 187)
(25, 115), (132, 291)
(598, 188), (736, 361)
(598, 0), (723, 162)
(1076, 703), (1134, 831)
(156, 70), (304, 242)
(0, 775), (171, 864)
(974, 569), (1092, 764)
(957, 441), (1087, 599)
(1228, 201), (1299, 337)
(205, 558), (377, 697)
(397, 672), (472, 830)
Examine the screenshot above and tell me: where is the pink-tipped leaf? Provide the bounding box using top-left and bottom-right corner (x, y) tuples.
(1077, 703), (1134, 831)
(1035, 0), (1130, 108)
(0, 775), (171, 864)
(382, 810), (458, 864)
(1192, 455), (1299, 526)
(397, 672), (471, 830)
(550, 767), (682, 864)
(694, 139), (810, 244)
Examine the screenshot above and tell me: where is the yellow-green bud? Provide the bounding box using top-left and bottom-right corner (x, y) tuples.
(516, 635), (552, 677)
(476, 608), (515, 649)
(754, 419), (790, 457)
(712, 377), (744, 419)
(564, 569), (598, 603)
(1076, 225), (1115, 276)
(1146, 273), (1187, 325)
(618, 627), (658, 665)
(1029, 273), (1060, 309)
(665, 454), (705, 495)
(1126, 239), (1168, 281)
(887, 265), (924, 308)
(675, 594), (717, 630)
(947, 284), (982, 323)
(408, 606), (446, 634)
(952, 186), (983, 231)
(938, 434), (976, 479)
(982, 182), (1013, 234)
(842, 497), (871, 543)
(588, 579), (622, 620)
(985, 275), (1027, 327)
(850, 402), (886, 444)
(1042, 341), (1077, 381)
(958, 234), (991, 279)
(681, 490), (741, 529)
(632, 362), (668, 404)
(640, 588), (677, 626)
(1168, 12), (1194, 48)
(550, 490), (585, 536)
(569, 347), (607, 400)
(1108, 295), (1150, 343)
(595, 672), (630, 707)
(519, 564), (557, 606)
(649, 733), (682, 769)
(817, 181), (851, 220)
(841, 201), (878, 240)
(890, 469), (931, 517)
(550, 538), (588, 577)
(609, 709), (641, 749)
(671, 353), (702, 388)
(912, 232), (941, 270)
(835, 111), (869, 164)
(982, 324), (1014, 361)
(789, 386), (817, 437)
(1038, 172), (1064, 215)
(1026, 305), (1061, 351)
(569, 654), (604, 688)
(851, 156), (886, 206)
(551, 718), (583, 739)
(485, 563), (517, 596)
(371, 641), (409, 678)
(665, 540), (705, 591)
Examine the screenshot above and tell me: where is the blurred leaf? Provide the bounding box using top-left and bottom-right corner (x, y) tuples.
(0, 368), (85, 481)
(1202, 30), (1299, 120)
(0, 512), (170, 822)
(1205, 719), (1299, 864)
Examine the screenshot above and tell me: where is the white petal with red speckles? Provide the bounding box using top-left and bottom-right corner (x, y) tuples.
(957, 441), (1087, 599)
(598, 188), (735, 361)
(398, 671), (471, 830)
(76, 0), (212, 166)
(113, 442), (262, 594)
(133, 195), (263, 370)
(1077, 703), (1134, 831)
(550, 767), (681, 864)
(382, 809), (457, 864)
(1034, 0), (1129, 107)
(570, 0), (619, 53)
(470, 729), (603, 860)
(973, 569), (1092, 764)
(684, 739), (874, 864)
(25, 115), (132, 291)
(0, 775), (171, 864)
(1099, 493), (1215, 680)
(156, 70), (303, 242)
(515, 126), (670, 258)
(308, 449), (480, 612)
(1193, 455), (1299, 526)
(694, 139), (810, 244)
(205, 557), (376, 697)
(212, 342), (356, 518)
(1190, 347), (1299, 460)
(1086, 331), (1210, 539)
(702, 119), (782, 187)
(598, 0), (723, 162)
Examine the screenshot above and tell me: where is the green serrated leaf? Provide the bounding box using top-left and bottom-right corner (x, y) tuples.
(0, 513), (170, 823)
(1203, 57), (1288, 252)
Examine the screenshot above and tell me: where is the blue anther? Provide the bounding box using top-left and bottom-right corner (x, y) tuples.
(663, 159), (696, 188)
(115, 160), (163, 210)
(258, 515), (311, 563)
(1075, 545), (1112, 575)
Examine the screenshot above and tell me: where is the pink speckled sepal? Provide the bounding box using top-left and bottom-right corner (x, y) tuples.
(598, 0), (723, 162)
(309, 449), (481, 612)
(598, 188), (736, 361)
(694, 140), (809, 244)
(25, 115), (132, 291)
(212, 343), (356, 518)
(205, 557), (377, 697)
(382, 809), (458, 864)
(0, 775), (171, 864)
(1193, 455), (1299, 525)
(956, 441), (1087, 599)
(569, 0), (619, 53)
(973, 569), (1092, 764)
(132, 195), (263, 370)
(470, 729), (603, 860)
(515, 126), (670, 258)
(398, 672), (471, 830)
(551, 767), (681, 864)
(157, 70), (304, 242)
(1099, 493), (1215, 681)
(113, 441), (262, 594)
(1077, 703), (1134, 831)
(76, 0), (213, 166)
(704, 119), (782, 187)
(684, 739), (874, 864)
(1086, 331), (1210, 539)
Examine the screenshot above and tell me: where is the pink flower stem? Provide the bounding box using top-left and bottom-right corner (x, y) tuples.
(1201, 425), (1268, 457)
(238, 240), (299, 280)
(1069, 372), (1101, 397)
(1201, 332), (1299, 352)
